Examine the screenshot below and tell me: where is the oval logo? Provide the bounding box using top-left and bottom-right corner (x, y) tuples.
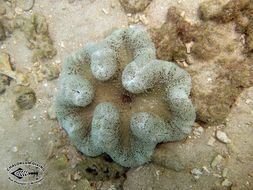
(7, 161), (44, 185)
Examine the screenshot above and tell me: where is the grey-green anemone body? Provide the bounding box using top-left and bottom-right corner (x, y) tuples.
(55, 27), (196, 167)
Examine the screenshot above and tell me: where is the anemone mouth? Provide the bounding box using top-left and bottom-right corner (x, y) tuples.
(76, 66), (171, 134)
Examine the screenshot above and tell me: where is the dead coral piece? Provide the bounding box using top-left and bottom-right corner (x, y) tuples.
(0, 74), (10, 94)
(75, 156), (127, 181)
(31, 62), (59, 82)
(0, 22), (6, 40)
(0, 52), (29, 85)
(119, 0), (152, 13)
(211, 154), (223, 168)
(19, 13), (57, 62)
(15, 86), (36, 110)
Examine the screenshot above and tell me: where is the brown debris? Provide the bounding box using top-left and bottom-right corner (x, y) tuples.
(150, 7), (196, 62)
(119, 0), (152, 13)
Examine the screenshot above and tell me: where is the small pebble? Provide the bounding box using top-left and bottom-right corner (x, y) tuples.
(221, 179), (232, 187)
(60, 41), (65, 48)
(207, 136), (216, 146)
(191, 168), (203, 179)
(202, 166), (210, 174)
(216, 130), (231, 144)
(72, 172), (82, 181)
(193, 126), (204, 137)
(185, 42), (194, 53)
(15, 7), (23, 15)
(211, 154), (223, 168)
(102, 8), (109, 15)
(245, 99), (252, 104)
(11, 146), (18, 152)
(55, 59), (61, 64)
(222, 168), (229, 177)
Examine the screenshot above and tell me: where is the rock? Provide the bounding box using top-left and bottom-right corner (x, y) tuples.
(222, 168), (229, 177)
(14, 86), (36, 110)
(11, 146), (18, 152)
(151, 149), (185, 172)
(119, 0), (153, 13)
(55, 154), (69, 170)
(211, 154), (223, 168)
(221, 179), (233, 187)
(72, 172), (82, 181)
(216, 130), (231, 144)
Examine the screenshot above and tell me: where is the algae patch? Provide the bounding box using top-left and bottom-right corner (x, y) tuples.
(119, 0), (152, 13)
(150, 7), (194, 62)
(19, 13), (57, 62)
(199, 0), (253, 55)
(151, 5), (253, 125)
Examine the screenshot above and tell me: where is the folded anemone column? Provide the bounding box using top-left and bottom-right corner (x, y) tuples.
(55, 27), (196, 167)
